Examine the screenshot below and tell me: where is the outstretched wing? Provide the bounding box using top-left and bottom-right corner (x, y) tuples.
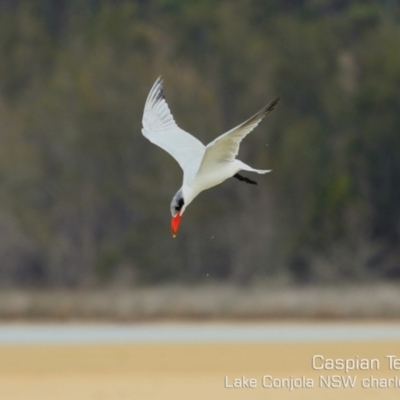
(142, 77), (206, 184)
(197, 98), (280, 174)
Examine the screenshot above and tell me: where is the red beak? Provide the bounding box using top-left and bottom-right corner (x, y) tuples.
(171, 212), (182, 238)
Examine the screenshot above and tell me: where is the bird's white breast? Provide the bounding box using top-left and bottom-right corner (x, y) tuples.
(185, 160), (241, 202)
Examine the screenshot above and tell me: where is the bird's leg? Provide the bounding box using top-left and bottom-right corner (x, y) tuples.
(233, 173), (257, 185)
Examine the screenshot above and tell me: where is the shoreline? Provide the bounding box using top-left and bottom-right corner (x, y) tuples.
(0, 283), (400, 321)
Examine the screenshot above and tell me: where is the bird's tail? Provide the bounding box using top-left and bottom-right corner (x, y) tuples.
(239, 161), (272, 174)
(251, 168), (272, 174)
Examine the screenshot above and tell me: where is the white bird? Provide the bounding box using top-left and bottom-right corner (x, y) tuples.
(142, 77), (280, 237)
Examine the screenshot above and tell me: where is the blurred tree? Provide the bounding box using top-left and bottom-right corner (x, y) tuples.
(0, 0), (399, 286)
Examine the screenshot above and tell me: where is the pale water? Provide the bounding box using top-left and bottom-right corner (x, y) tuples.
(0, 323), (399, 345)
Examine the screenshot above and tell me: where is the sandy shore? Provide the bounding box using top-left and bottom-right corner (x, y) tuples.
(0, 341), (399, 399)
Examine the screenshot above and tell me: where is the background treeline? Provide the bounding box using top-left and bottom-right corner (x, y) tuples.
(0, 0), (399, 287)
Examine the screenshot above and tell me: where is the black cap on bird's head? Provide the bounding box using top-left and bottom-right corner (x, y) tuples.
(170, 190), (185, 237)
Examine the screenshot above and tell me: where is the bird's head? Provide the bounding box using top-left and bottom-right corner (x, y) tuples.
(170, 189), (185, 238)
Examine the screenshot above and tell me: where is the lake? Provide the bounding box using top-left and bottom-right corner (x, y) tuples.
(0, 322), (400, 344)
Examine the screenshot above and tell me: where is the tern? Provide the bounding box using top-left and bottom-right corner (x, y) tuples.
(142, 77), (279, 237)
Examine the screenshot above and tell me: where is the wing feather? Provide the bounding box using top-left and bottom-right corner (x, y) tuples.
(142, 77), (205, 184)
(197, 97), (280, 174)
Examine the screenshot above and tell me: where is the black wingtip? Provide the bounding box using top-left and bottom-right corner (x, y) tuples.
(155, 76), (165, 101)
(233, 173), (258, 185)
(266, 97), (280, 113)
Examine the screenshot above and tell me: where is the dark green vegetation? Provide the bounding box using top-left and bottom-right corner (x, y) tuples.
(0, 0), (399, 287)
